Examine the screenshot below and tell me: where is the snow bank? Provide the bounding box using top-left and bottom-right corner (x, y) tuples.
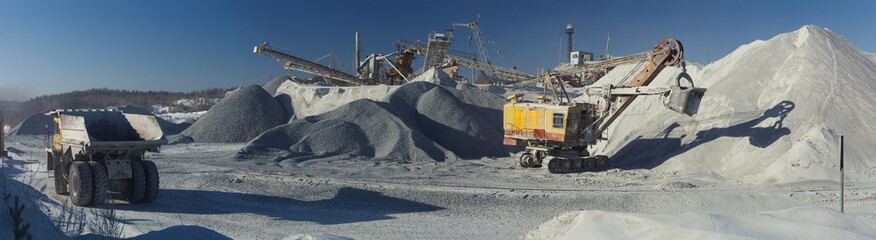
(1, 161), (68, 240)
(128, 225), (232, 240)
(240, 82), (506, 162)
(523, 207), (876, 240)
(586, 25), (876, 183)
(182, 84), (286, 143)
(0, 198), (13, 240)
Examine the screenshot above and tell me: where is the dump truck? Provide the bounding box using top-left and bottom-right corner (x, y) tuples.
(45, 109), (167, 206)
(504, 38), (706, 173)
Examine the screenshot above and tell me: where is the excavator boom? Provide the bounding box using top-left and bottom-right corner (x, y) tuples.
(593, 38), (680, 138)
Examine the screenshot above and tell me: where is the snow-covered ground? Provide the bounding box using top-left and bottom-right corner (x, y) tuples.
(523, 207), (876, 239)
(156, 111), (207, 124)
(2, 25), (875, 239)
(6, 134), (876, 239)
(152, 97), (222, 114)
(1, 156), (68, 240)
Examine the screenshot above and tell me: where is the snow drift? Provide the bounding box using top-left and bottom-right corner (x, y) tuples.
(588, 25), (876, 183)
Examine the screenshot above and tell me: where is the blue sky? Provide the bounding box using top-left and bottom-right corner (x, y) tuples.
(1, 0), (874, 101)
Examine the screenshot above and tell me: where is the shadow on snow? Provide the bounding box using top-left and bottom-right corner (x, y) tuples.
(109, 187), (444, 225)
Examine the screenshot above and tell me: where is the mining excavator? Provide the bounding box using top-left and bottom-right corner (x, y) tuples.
(503, 38), (706, 173)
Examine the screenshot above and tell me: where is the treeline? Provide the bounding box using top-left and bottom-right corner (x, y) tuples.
(3, 87), (231, 127)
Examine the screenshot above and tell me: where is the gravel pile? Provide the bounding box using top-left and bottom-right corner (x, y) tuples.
(240, 81), (506, 161)
(241, 99), (448, 161)
(449, 84), (507, 131)
(262, 76), (293, 96)
(8, 112), (52, 135)
(182, 84), (286, 143)
(272, 81), (396, 121)
(415, 86), (505, 158)
(409, 68), (457, 87)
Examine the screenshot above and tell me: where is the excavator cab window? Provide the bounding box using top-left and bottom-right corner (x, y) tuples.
(552, 113), (564, 128)
(566, 111), (579, 134)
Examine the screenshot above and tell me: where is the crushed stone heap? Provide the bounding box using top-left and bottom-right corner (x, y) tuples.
(240, 81), (507, 162)
(182, 84), (286, 143)
(589, 25), (876, 183)
(8, 112), (53, 135)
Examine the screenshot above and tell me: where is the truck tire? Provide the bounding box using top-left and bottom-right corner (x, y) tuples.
(68, 161), (93, 206)
(53, 155), (68, 195)
(89, 161), (108, 205)
(142, 160), (159, 203)
(123, 159), (147, 204)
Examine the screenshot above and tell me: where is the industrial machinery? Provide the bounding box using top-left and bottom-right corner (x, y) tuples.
(514, 50), (652, 87)
(255, 39), (415, 86)
(45, 109), (167, 206)
(254, 42), (365, 86)
(1, 111), (6, 157)
(385, 50), (416, 84)
(452, 14), (523, 82)
(511, 25), (659, 87)
(503, 38), (706, 173)
(395, 32), (536, 83)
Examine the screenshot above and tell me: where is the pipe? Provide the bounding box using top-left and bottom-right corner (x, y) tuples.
(355, 32), (361, 76)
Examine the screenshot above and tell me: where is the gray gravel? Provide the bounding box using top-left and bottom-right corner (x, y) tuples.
(241, 99), (450, 162)
(182, 84), (286, 143)
(262, 76), (293, 96)
(8, 111), (52, 135)
(239, 82), (506, 162)
(415, 86), (504, 158)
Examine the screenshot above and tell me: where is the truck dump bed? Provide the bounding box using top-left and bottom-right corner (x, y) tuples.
(52, 110), (167, 153)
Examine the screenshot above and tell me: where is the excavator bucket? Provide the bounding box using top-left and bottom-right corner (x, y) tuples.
(664, 86), (706, 116)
